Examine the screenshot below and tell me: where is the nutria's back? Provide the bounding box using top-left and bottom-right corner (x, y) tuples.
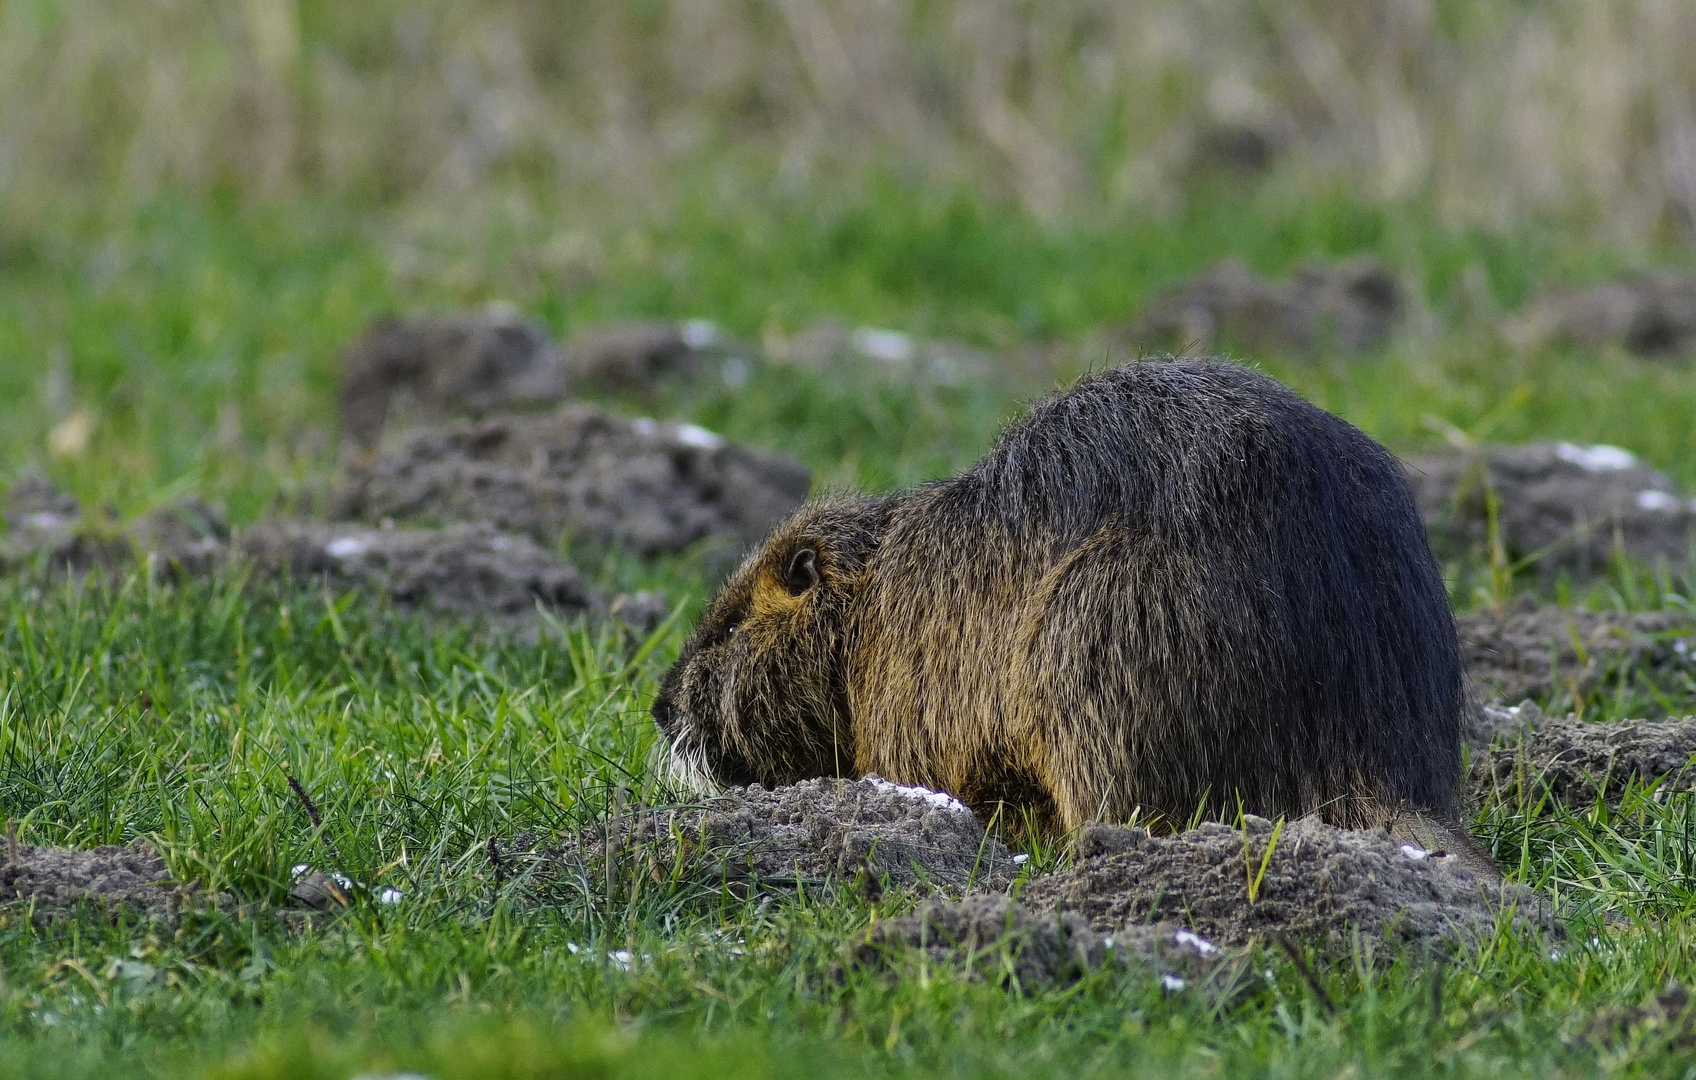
(848, 360), (1462, 830)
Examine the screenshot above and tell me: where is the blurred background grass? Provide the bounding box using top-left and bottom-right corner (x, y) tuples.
(6, 0), (1696, 241)
(4, 0), (1696, 524)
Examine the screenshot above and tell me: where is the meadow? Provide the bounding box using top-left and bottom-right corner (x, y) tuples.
(6, 2), (1696, 1077)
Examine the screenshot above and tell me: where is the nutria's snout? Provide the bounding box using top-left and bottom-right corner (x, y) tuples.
(650, 687), (715, 793)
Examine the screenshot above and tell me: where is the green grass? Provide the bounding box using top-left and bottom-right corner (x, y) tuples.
(5, 178), (1696, 1077)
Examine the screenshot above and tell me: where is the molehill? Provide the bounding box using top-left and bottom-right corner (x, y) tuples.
(332, 404), (811, 558)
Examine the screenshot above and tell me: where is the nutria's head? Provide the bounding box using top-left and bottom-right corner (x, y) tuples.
(652, 495), (895, 792)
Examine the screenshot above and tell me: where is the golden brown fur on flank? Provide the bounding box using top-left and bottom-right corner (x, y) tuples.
(653, 359), (1468, 842)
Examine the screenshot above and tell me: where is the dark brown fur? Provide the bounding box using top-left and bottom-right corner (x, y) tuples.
(654, 359), (1466, 837)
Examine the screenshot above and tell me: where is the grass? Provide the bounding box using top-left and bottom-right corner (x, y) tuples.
(4, 176), (1696, 1077)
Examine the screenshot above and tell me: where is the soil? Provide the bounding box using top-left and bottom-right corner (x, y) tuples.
(1, 840), (192, 920)
(1, 475), (665, 630)
(562, 320), (706, 395)
(1505, 274), (1696, 359)
(1406, 442), (1696, 576)
(549, 777), (1021, 898)
(232, 519), (655, 626)
(0, 477), (213, 578)
(843, 893), (1243, 993)
(1468, 704), (1696, 807)
(337, 310), (569, 446)
(1457, 602), (1696, 709)
(331, 404), (811, 558)
(1115, 256), (1404, 359)
(1020, 818), (1558, 950)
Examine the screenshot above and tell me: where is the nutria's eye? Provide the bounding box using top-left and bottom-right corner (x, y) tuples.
(783, 547), (820, 596)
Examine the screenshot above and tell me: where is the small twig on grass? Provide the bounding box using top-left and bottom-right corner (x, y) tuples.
(487, 837), (505, 890)
(1275, 934), (1338, 1018)
(286, 773), (348, 875)
(5, 820), (18, 868)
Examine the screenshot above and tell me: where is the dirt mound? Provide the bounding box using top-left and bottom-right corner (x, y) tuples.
(332, 404), (811, 557)
(1, 840), (191, 920)
(1406, 442), (1696, 575)
(1021, 818), (1556, 950)
(550, 777), (1020, 898)
(1505, 274), (1696, 359)
(1116, 256), (1404, 359)
(562, 320), (712, 395)
(338, 309), (570, 446)
(1458, 604), (1696, 708)
(0, 475), (662, 629)
(1469, 704), (1696, 807)
(1, 476), (223, 577)
(4, 469), (81, 537)
(232, 519), (663, 626)
(844, 893), (1242, 992)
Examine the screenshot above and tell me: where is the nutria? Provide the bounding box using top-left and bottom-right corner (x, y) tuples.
(652, 358), (1465, 838)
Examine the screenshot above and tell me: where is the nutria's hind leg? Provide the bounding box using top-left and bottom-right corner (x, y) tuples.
(1034, 712), (1142, 836)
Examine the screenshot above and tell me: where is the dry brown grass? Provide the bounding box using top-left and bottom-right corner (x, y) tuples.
(2, 0), (1695, 243)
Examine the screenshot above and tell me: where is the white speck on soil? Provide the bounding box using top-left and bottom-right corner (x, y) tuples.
(1554, 442), (1636, 472)
(681, 319), (721, 350)
(852, 328), (915, 364)
(324, 536), (371, 559)
(1161, 974), (1187, 991)
(673, 423), (725, 451)
(1637, 489), (1681, 511)
(1174, 929), (1219, 954)
(1400, 845), (1429, 860)
(864, 775), (970, 814)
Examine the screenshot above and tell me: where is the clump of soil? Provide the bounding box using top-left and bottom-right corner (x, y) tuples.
(1, 840), (192, 920)
(1582, 982), (1696, 1050)
(338, 310), (569, 446)
(1, 476), (225, 578)
(1505, 274), (1696, 359)
(845, 893), (1241, 992)
(332, 404), (811, 557)
(1021, 818), (1557, 950)
(562, 320), (710, 395)
(1115, 256), (1404, 359)
(550, 777), (1020, 898)
(1, 475), (663, 630)
(4, 469), (81, 538)
(1469, 704), (1696, 807)
(1406, 442), (1696, 575)
(1457, 603), (1696, 709)
(233, 519), (664, 627)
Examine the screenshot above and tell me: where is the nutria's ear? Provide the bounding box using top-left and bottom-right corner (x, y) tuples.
(783, 547), (820, 596)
